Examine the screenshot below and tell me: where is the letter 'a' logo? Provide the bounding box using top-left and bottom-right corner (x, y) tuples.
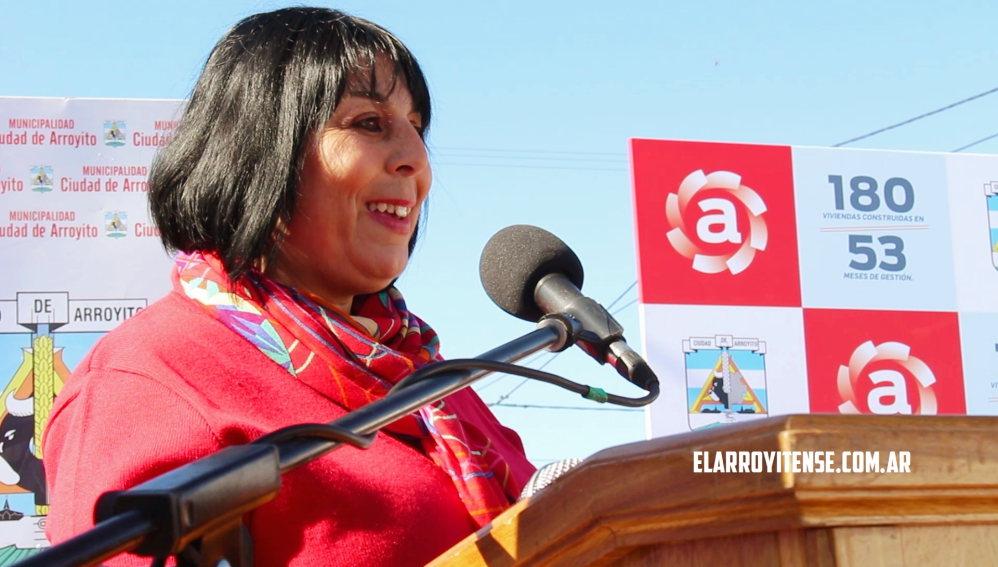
(837, 341), (937, 415)
(665, 170), (768, 274)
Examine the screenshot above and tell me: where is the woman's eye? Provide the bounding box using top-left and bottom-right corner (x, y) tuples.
(355, 117), (381, 132)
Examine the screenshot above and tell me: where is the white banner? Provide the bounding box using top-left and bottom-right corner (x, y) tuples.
(0, 97), (182, 558)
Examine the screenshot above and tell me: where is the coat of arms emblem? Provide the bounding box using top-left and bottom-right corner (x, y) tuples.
(103, 121), (126, 147)
(29, 166), (53, 193)
(986, 181), (998, 269)
(685, 334), (768, 430)
(104, 212), (127, 239)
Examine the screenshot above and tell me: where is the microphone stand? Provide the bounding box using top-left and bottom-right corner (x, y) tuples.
(24, 319), (574, 567)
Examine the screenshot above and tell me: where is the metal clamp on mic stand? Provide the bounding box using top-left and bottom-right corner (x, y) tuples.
(534, 273), (657, 391)
(93, 444), (283, 567)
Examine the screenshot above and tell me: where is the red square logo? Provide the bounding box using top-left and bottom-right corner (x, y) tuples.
(804, 309), (966, 415)
(631, 139), (801, 307)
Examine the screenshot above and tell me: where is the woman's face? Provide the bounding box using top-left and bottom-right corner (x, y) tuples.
(269, 70), (430, 312)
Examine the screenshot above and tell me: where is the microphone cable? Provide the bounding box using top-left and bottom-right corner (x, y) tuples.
(243, 357), (657, 468)
(388, 358), (659, 408)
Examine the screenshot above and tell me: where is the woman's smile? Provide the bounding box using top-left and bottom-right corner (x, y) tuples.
(365, 199), (417, 235)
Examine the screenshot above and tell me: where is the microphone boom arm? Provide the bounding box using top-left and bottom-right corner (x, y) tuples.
(23, 326), (565, 567)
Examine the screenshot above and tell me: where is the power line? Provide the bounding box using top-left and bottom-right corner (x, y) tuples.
(488, 380), (527, 407)
(605, 281), (637, 311)
(425, 145), (629, 172)
(434, 161), (626, 173)
(475, 351), (554, 392)
(431, 146), (625, 157)
(611, 297), (638, 316)
(490, 403), (641, 412)
(952, 131), (998, 153)
(489, 352), (558, 406)
(432, 152), (626, 164)
(833, 85), (998, 147)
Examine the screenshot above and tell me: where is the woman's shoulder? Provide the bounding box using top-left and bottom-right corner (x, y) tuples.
(51, 292), (230, 429)
(57, 290), (279, 427)
(76, 291), (282, 388)
(82, 291), (220, 371)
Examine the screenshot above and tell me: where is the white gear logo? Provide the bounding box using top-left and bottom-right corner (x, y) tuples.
(837, 341), (937, 415)
(665, 170), (768, 274)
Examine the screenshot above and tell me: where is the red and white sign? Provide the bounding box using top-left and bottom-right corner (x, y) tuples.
(632, 139), (801, 307)
(803, 309), (965, 416)
(634, 139), (990, 438)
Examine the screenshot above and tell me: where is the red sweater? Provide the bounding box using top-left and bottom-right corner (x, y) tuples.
(44, 291), (534, 567)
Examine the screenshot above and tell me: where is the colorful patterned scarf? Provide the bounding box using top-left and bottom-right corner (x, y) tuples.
(174, 251), (519, 527)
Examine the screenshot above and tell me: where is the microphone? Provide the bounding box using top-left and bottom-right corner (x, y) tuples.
(479, 225), (658, 391)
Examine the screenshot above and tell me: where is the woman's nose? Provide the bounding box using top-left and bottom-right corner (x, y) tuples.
(388, 120), (429, 178)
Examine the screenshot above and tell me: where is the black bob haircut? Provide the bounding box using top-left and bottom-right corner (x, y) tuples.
(149, 7), (431, 280)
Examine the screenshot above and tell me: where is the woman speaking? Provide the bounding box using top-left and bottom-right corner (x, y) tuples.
(43, 7), (535, 566)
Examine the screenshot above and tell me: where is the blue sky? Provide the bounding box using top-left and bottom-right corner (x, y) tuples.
(3, 0), (996, 464)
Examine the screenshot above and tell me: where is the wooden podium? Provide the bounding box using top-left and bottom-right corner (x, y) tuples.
(428, 415), (998, 567)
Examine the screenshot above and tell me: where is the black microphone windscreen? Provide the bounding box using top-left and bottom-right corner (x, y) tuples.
(479, 225), (585, 322)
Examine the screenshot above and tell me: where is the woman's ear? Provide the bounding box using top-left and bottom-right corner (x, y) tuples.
(258, 215), (291, 274)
